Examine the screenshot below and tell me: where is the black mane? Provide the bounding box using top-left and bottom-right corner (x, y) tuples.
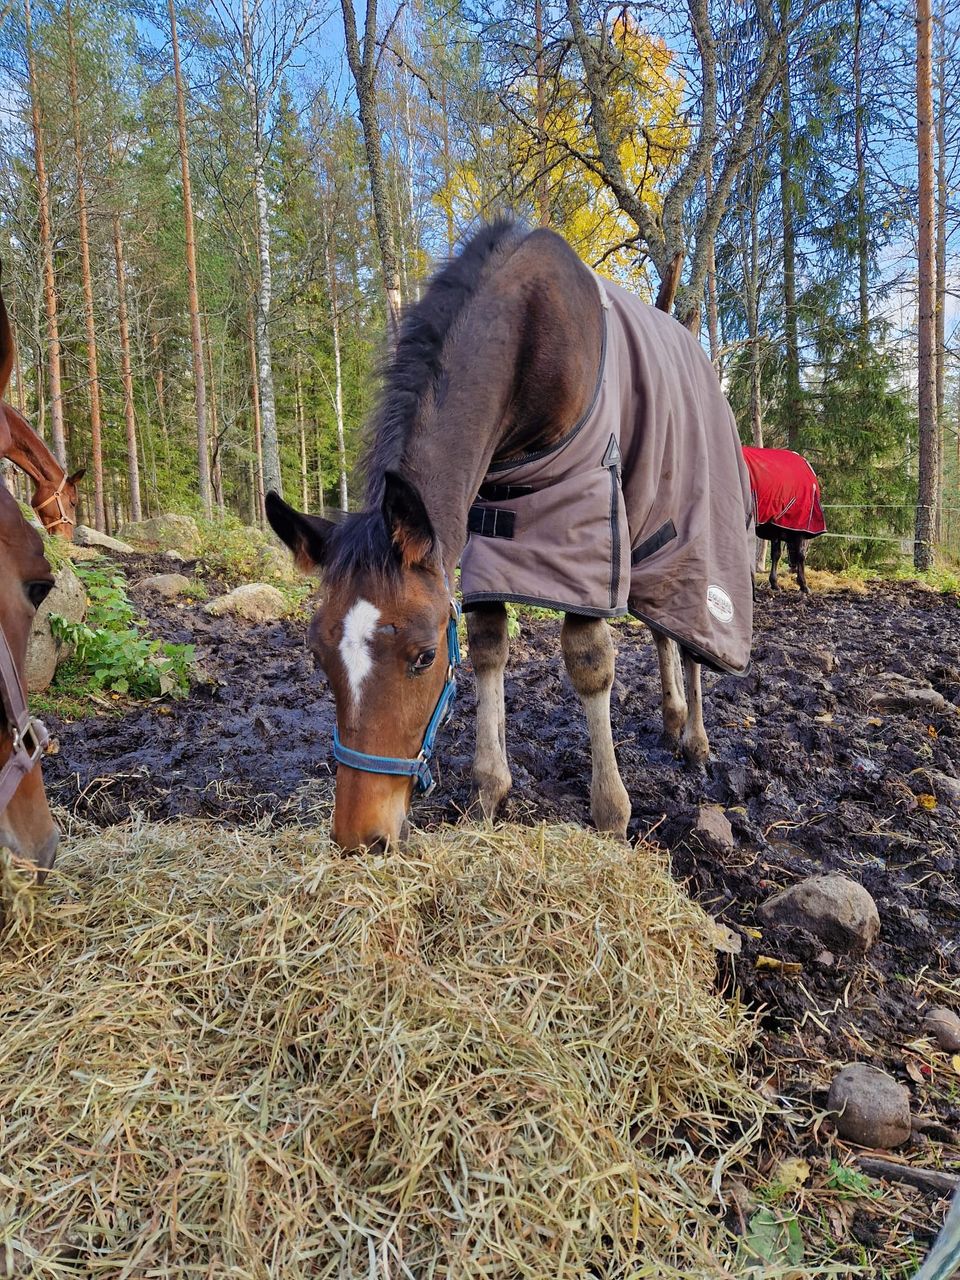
(324, 219), (526, 587)
(362, 218), (526, 507)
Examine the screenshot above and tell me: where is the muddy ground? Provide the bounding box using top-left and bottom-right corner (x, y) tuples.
(42, 554), (960, 1260)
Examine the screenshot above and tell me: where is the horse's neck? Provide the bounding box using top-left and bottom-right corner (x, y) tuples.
(2, 404), (64, 490)
(401, 236), (603, 575)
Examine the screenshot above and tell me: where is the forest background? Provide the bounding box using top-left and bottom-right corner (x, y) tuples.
(0, 0), (956, 570)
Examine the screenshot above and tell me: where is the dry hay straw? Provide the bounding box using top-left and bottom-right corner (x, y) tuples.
(0, 820), (770, 1278)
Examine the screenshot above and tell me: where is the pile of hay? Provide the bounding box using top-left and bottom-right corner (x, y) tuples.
(0, 821), (767, 1278)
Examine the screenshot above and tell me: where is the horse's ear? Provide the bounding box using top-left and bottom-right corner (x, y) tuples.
(67, 468), (86, 486)
(266, 491), (334, 572)
(382, 470), (435, 567)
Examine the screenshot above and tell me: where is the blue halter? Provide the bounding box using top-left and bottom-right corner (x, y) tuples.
(331, 583), (462, 797)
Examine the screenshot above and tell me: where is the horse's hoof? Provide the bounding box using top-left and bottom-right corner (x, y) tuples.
(681, 735), (710, 769)
(470, 772), (512, 821)
(591, 781), (631, 840)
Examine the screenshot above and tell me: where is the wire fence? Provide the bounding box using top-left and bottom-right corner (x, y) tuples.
(815, 503), (960, 562)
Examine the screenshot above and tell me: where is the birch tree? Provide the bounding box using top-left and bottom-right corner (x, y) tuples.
(915, 0), (939, 569)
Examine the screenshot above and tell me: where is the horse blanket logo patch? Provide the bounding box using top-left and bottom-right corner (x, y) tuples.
(706, 585), (734, 623)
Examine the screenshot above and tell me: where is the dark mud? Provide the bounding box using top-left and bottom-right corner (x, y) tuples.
(44, 558), (960, 1148)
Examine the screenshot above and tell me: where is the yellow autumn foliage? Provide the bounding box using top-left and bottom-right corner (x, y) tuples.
(434, 17), (688, 293)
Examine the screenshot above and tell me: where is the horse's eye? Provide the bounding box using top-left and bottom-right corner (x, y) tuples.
(26, 580), (54, 610)
(411, 648), (436, 673)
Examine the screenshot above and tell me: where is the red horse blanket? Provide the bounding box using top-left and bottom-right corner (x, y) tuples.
(742, 446), (826, 536)
(460, 274), (755, 675)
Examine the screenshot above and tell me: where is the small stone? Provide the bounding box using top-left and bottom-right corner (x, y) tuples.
(73, 525), (136, 553)
(828, 1064), (911, 1149)
(924, 1006), (960, 1053)
(759, 873), (880, 954)
(692, 805), (735, 852)
(140, 573), (192, 599)
(204, 583), (286, 623)
(869, 674), (953, 716)
(927, 771), (960, 809)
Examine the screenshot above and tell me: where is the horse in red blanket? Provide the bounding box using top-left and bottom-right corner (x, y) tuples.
(742, 446), (826, 595)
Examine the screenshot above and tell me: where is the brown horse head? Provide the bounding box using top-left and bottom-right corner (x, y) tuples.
(30, 459), (85, 541)
(0, 485), (58, 872)
(267, 472), (457, 852)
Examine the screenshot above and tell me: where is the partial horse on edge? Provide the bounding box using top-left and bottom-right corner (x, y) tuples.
(269, 222), (754, 852)
(0, 272), (59, 872)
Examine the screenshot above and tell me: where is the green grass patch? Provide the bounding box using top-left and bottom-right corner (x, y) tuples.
(49, 562), (193, 701)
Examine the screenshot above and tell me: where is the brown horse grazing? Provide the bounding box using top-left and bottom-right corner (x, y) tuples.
(269, 222), (753, 852)
(0, 283), (58, 871)
(2, 402), (84, 540)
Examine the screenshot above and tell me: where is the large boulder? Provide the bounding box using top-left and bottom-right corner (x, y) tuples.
(140, 573), (193, 599)
(204, 583), (286, 623)
(25, 562), (87, 693)
(118, 514), (201, 557)
(759, 873), (880, 955)
(257, 542), (298, 582)
(74, 525), (136, 554)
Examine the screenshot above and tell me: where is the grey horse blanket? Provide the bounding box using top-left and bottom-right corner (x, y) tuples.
(459, 274), (754, 674)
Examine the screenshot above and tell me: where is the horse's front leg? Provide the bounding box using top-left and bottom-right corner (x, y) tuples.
(792, 536), (811, 595)
(652, 629), (687, 747)
(561, 614), (631, 838)
(466, 604), (512, 819)
(768, 537), (782, 591)
(680, 650), (710, 766)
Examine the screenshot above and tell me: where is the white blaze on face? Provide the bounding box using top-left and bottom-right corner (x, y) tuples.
(339, 598), (381, 706)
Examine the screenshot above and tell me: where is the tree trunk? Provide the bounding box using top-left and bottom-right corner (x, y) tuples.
(241, 0), (282, 499)
(322, 196), (349, 510)
(24, 0), (66, 466)
(168, 0), (212, 515)
(296, 353), (308, 512)
(66, 0), (106, 529)
(705, 165), (720, 367)
(203, 313), (224, 511)
(534, 0), (550, 227)
(248, 306), (265, 526)
(340, 0), (403, 340)
(935, 1), (946, 431)
(854, 0), (870, 364)
(915, 0), (939, 570)
(778, 1), (801, 452)
(109, 144), (142, 523)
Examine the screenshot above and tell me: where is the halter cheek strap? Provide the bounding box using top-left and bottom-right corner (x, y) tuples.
(331, 583), (462, 798)
(0, 624), (49, 815)
(34, 477), (75, 534)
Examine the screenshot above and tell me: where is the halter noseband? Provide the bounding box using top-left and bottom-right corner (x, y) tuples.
(34, 476), (75, 535)
(0, 623), (49, 815)
(331, 581), (462, 797)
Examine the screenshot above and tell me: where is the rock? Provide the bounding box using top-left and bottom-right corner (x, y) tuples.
(74, 525), (136, 554)
(140, 573), (192, 599)
(924, 1006), (960, 1052)
(64, 543), (101, 561)
(869, 674), (954, 716)
(759, 873), (880, 954)
(163, 550), (186, 564)
(692, 805), (736, 852)
(828, 1064), (911, 1149)
(118, 514), (201, 556)
(257, 542), (297, 581)
(928, 771), (960, 809)
(25, 562), (87, 693)
(204, 583), (286, 623)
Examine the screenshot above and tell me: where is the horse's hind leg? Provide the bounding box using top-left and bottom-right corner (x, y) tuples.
(652, 629), (687, 747)
(680, 651), (710, 766)
(561, 615), (631, 838)
(788, 535), (810, 595)
(467, 604), (512, 819)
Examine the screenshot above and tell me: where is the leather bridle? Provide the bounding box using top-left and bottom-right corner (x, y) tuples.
(33, 476), (75, 536)
(0, 621), (48, 814)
